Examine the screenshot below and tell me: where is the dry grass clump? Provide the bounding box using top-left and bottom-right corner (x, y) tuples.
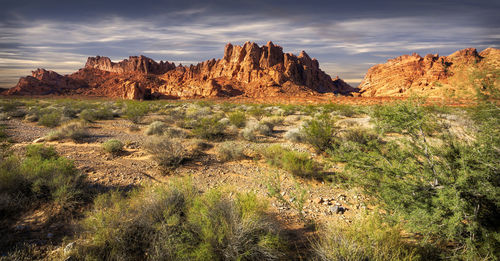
(145, 121), (168, 135)
(313, 213), (421, 261)
(215, 141), (247, 162)
(45, 122), (90, 142)
(241, 121), (272, 141)
(68, 182), (283, 260)
(144, 137), (188, 171)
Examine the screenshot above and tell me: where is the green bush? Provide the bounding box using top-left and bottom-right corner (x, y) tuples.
(46, 122), (89, 142)
(145, 137), (187, 171)
(263, 145), (317, 178)
(301, 114), (338, 153)
(372, 98), (437, 136)
(228, 111), (247, 128)
(332, 100), (500, 259)
(38, 111), (62, 127)
(0, 144), (84, 219)
(101, 139), (124, 154)
(79, 106), (115, 122)
(71, 182), (283, 260)
(125, 101), (150, 124)
(248, 106), (267, 121)
(192, 116), (227, 140)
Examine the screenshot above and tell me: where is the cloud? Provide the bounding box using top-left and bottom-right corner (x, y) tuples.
(0, 14), (497, 88)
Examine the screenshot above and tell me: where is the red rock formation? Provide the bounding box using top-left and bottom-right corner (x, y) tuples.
(85, 55), (176, 74)
(6, 69), (87, 95)
(5, 42), (355, 99)
(359, 47), (499, 98)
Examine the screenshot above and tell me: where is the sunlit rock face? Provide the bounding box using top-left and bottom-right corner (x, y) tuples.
(6, 42), (355, 100)
(358, 47), (499, 98)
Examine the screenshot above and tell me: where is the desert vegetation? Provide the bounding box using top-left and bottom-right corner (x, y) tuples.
(0, 97), (498, 260)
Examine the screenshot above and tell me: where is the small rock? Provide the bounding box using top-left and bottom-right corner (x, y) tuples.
(289, 197), (295, 203)
(314, 197), (324, 204)
(329, 205), (347, 215)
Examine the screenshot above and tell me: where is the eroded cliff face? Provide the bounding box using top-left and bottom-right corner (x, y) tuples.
(154, 41), (353, 98)
(6, 42), (355, 99)
(6, 69), (87, 95)
(358, 47), (499, 98)
(85, 55), (176, 75)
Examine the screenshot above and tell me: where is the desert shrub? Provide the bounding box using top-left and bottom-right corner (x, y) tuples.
(192, 116), (227, 140)
(228, 111), (246, 128)
(0, 100), (22, 112)
(0, 125), (8, 141)
(313, 213), (422, 261)
(162, 127), (187, 139)
(79, 109), (96, 122)
(38, 110), (62, 127)
(322, 103), (361, 117)
(248, 106), (267, 120)
(331, 100), (500, 259)
(145, 121), (167, 136)
(0, 144), (83, 219)
(372, 98), (437, 136)
(301, 114), (338, 153)
(284, 128), (304, 143)
(241, 122), (272, 141)
(79, 107), (113, 122)
(124, 101), (150, 124)
(145, 137), (187, 171)
(263, 145), (317, 178)
(8, 109), (26, 118)
(72, 182), (282, 260)
(261, 116), (284, 131)
(23, 113), (38, 122)
(216, 141), (246, 162)
(0, 112), (9, 121)
(342, 128), (379, 146)
(241, 126), (257, 142)
(101, 139), (124, 154)
(46, 122), (89, 141)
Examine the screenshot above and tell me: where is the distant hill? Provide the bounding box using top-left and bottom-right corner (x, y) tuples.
(358, 47), (499, 98)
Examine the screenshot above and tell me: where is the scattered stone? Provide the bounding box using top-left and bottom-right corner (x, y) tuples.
(314, 197), (324, 204)
(329, 205), (347, 215)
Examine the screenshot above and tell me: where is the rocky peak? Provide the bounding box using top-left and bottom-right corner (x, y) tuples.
(85, 55), (175, 74)
(31, 68), (63, 81)
(447, 48), (482, 63)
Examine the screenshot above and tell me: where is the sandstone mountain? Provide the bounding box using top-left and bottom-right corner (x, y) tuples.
(358, 47), (500, 98)
(6, 41), (355, 99)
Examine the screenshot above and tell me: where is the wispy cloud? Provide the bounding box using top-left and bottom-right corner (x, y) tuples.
(0, 14), (497, 88)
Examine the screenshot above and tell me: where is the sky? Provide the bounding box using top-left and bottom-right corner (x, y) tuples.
(0, 0), (498, 88)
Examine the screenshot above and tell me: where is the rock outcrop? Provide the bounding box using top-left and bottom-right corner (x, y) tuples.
(6, 42), (355, 100)
(6, 69), (87, 95)
(85, 55), (176, 74)
(358, 47), (499, 98)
